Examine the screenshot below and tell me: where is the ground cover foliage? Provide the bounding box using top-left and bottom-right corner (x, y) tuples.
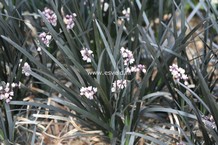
(0, 0), (217, 144)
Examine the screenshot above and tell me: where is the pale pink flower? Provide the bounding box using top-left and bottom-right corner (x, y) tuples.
(120, 47), (135, 66)
(125, 67), (132, 74)
(80, 86), (97, 99)
(0, 82), (19, 103)
(111, 80), (128, 92)
(6, 97), (12, 103)
(169, 64), (188, 85)
(130, 64), (146, 73)
(122, 7), (130, 21)
(42, 7), (57, 26)
(0, 94), (3, 100)
(4, 93), (9, 98)
(37, 47), (42, 52)
(169, 64), (179, 72)
(80, 48), (94, 63)
(39, 32), (52, 47)
(129, 66), (137, 72)
(125, 64), (146, 74)
(22, 62), (31, 76)
(137, 64), (146, 73)
(103, 3), (109, 12)
(4, 87), (9, 93)
(11, 83), (16, 88)
(63, 14), (77, 30)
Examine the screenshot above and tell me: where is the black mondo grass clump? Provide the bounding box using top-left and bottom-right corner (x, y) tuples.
(0, 0), (217, 144)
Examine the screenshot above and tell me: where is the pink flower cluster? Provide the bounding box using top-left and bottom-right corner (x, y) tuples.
(80, 48), (94, 63)
(120, 47), (135, 66)
(80, 86), (97, 100)
(22, 62), (31, 76)
(169, 64), (188, 85)
(126, 64), (146, 74)
(122, 7), (130, 21)
(0, 82), (19, 103)
(111, 79), (128, 92)
(120, 47), (146, 74)
(63, 14), (77, 30)
(39, 32), (52, 47)
(42, 7), (57, 26)
(19, 60), (32, 77)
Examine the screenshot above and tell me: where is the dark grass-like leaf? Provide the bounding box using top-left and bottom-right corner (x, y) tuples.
(175, 88), (213, 145)
(177, 81), (210, 112)
(9, 100), (76, 118)
(136, 0), (147, 26)
(51, 97), (113, 132)
(4, 103), (14, 142)
(142, 92), (171, 100)
(195, 66), (218, 129)
(0, 109), (7, 142)
(96, 49), (108, 93)
(128, 133), (135, 145)
(158, 0), (164, 42)
(114, 22), (124, 62)
(39, 46), (82, 88)
(93, 19), (103, 58)
(29, 70), (82, 106)
(205, 126), (218, 143)
(95, 20), (118, 74)
(126, 132), (167, 145)
(121, 125), (129, 145)
(141, 107), (197, 119)
(0, 128), (4, 141)
(135, 0), (155, 40)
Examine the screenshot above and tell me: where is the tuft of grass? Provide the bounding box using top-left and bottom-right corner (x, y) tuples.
(0, 0), (217, 144)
